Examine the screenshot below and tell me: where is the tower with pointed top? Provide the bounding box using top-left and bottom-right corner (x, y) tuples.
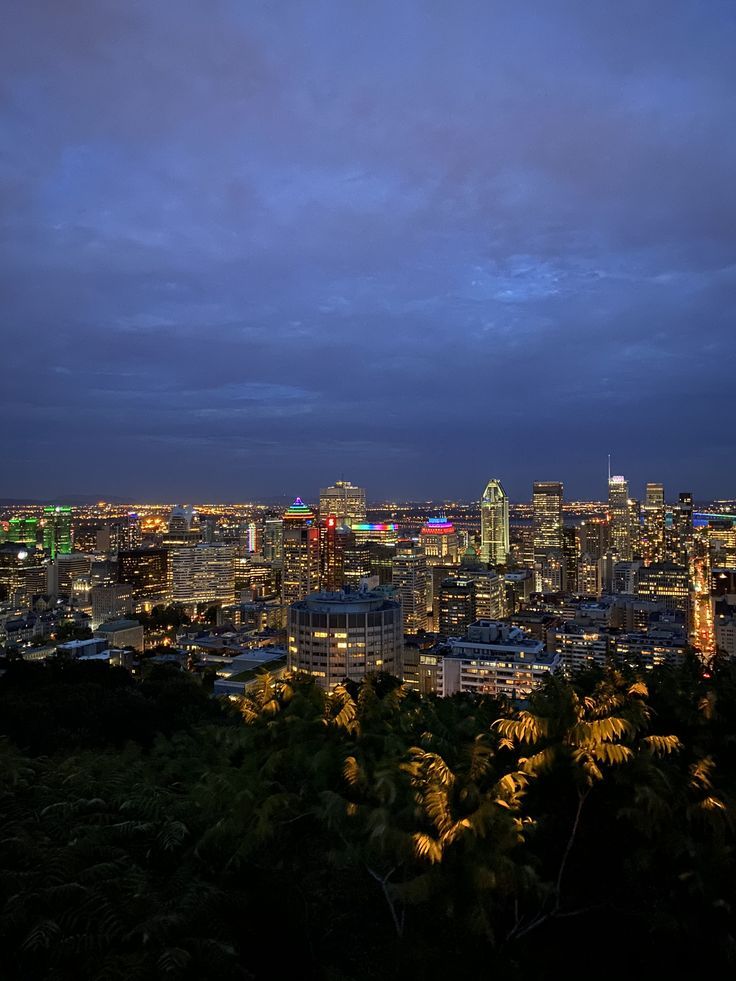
(480, 479), (509, 567)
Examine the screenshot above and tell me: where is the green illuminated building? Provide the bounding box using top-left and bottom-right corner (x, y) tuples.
(43, 506), (73, 558)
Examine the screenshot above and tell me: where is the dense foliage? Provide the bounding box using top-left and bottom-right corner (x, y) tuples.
(1, 657), (734, 979)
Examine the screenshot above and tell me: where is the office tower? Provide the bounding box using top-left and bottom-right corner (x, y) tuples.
(636, 561), (689, 619)
(72, 520), (106, 554)
(91, 582), (134, 629)
(669, 492), (694, 565)
(244, 521), (258, 554)
(439, 575), (476, 636)
(419, 515), (460, 566)
(319, 480), (367, 527)
(608, 475), (632, 560)
(117, 548), (170, 609)
(480, 478), (509, 567)
(533, 482), (564, 552)
(532, 480), (565, 595)
(534, 550), (566, 594)
(392, 542), (429, 633)
(319, 516), (346, 591)
(287, 590), (401, 689)
(262, 518), (283, 562)
(367, 541), (395, 585)
(234, 556), (279, 601)
(1, 517), (39, 548)
(164, 506), (201, 546)
(351, 522), (399, 546)
(48, 553), (92, 597)
(628, 498), (642, 558)
(642, 483), (665, 565)
(562, 526), (580, 594)
(42, 506), (72, 558)
(281, 498), (320, 607)
(342, 530), (371, 589)
(0, 543), (37, 603)
(171, 543), (236, 606)
(458, 546), (505, 618)
(509, 523), (534, 569)
(200, 516), (217, 544)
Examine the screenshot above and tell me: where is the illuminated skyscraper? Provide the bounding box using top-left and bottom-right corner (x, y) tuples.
(319, 516), (346, 592)
(642, 483), (665, 565)
(171, 544), (236, 606)
(319, 480), (366, 527)
(480, 478), (509, 567)
(608, 475), (632, 560)
(533, 481), (564, 592)
(533, 482), (564, 552)
(439, 575), (476, 636)
(392, 541), (429, 633)
(281, 498), (320, 607)
(42, 506), (72, 558)
(669, 492), (694, 565)
(118, 548), (170, 609)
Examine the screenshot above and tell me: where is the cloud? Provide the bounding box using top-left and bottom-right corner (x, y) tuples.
(1, 0), (735, 500)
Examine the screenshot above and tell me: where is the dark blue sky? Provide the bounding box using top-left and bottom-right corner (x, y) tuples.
(2, 1), (735, 503)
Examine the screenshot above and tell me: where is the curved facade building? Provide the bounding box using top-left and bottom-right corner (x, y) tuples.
(287, 590), (402, 689)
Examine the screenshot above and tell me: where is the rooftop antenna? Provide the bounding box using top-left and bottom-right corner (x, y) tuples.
(607, 454), (611, 483)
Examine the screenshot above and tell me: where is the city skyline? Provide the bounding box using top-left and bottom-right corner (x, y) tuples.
(2, 2), (736, 500)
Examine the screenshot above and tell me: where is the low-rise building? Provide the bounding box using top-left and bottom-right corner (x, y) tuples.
(442, 619), (560, 698)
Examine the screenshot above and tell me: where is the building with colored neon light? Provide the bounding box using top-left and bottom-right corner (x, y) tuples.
(281, 498), (320, 608)
(420, 515), (460, 565)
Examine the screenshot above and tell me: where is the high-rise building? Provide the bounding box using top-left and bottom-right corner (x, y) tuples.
(164, 506), (201, 546)
(636, 562), (689, 620)
(533, 481), (564, 552)
(319, 480), (367, 528)
(171, 543), (236, 606)
(117, 548), (170, 609)
(392, 542), (429, 633)
(419, 515), (460, 566)
(281, 498), (320, 607)
(642, 483), (665, 566)
(319, 517), (346, 592)
(42, 506), (72, 558)
(439, 575), (476, 636)
(287, 589), (401, 689)
(262, 518), (283, 563)
(480, 478), (509, 567)
(608, 476), (632, 560)
(669, 492), (694, 565)
(1, 517), (39, 548)
(351, 522), (399, 546)
(91, 582), (134, 629)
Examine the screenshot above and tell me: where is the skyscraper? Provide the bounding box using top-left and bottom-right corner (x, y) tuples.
(533, 481), (564, 592)
(608, 475), (632, 560)
(392, 541), (429, 633)
(42, 506), (72, 558)
(319, 516), (346, 592)
(480, 478), (509, 567)
(319, 480), (367, 527)
(171, 544), (236, 606)
(419, 515), (460, 566)
(533, 482), (564, 552)
(281, 497), (320, 607)
(642, 483), (665, 566)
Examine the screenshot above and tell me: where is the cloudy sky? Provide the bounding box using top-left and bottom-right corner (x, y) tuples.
(2, 1), (735, 503)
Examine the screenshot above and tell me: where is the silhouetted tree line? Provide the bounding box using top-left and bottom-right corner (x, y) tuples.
(0, 655), (734, 980)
